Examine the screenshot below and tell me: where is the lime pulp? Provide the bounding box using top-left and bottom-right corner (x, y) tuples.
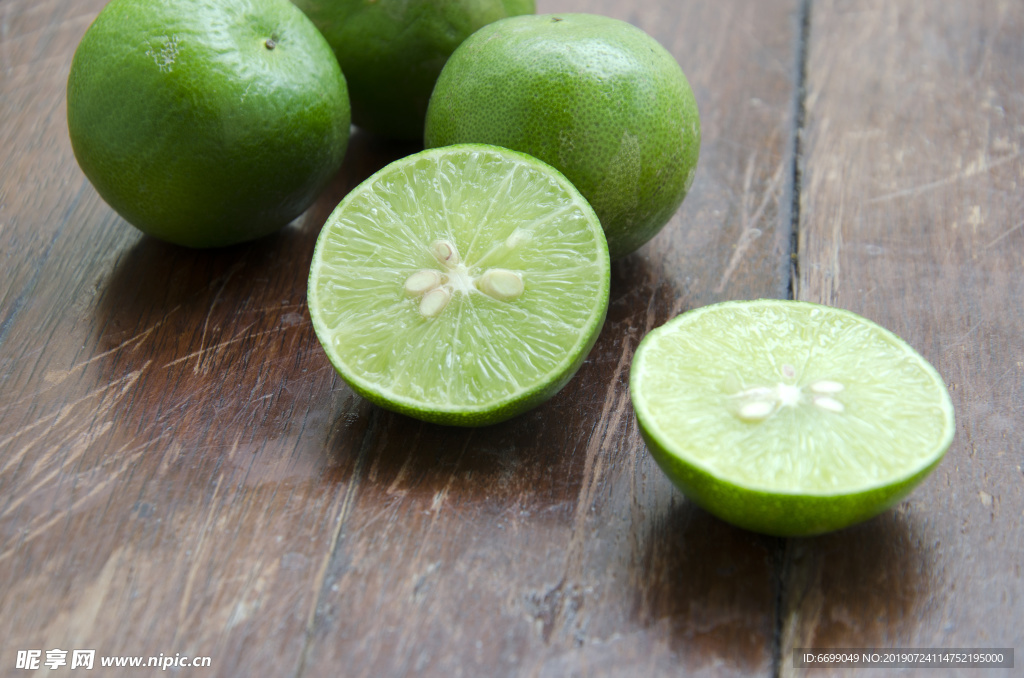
(630, 299), (956, 536)
(308, 144), (610, 426)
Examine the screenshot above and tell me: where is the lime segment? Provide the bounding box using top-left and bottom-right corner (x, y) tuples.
(308, 144), (610, 426)
(630, 299), (955, 536)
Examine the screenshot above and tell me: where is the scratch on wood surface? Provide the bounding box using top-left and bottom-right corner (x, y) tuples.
(295, 413), (377, 678)
(43, 324), (161, 386)
(0, 364), (149, 476)
(0, 322), (160, 415)
(542, 320), (649, 644)
(826, 182), (844, 305)
(0, 362), (152, 562)
(798, 145), (845, 306)
(983, 218), (1024, 250)
(0, 421), (112, 519)
(566, 342), (631, 552)
(192, 263), (243, 375)
(385, 452), (415, 498)
(867, 151), (1020, 203)
(715, 155), (784, 293)
(174, 478), (223, 642)
(946, 320), (984, 352)
(777, 543), (826, 678)
(0, 433), (163, 564)
(162, 325), (282, 368)
(27, 544), (126, 650)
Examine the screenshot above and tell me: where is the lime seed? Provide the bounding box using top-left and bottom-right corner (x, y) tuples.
(404, 270), (443, 296)
(477, 269), (524, 301)
(419, 287), (452, 318)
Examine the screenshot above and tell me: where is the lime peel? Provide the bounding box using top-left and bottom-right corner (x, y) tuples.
(425, 12), (701, 259)
(67, 0), (350, 248)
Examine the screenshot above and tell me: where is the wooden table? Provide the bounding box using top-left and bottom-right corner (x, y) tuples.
(2, 0), (1021, 675)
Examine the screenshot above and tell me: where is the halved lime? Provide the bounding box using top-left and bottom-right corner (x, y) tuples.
(630, 299), (955, 536)
(308, 144), (610, 426)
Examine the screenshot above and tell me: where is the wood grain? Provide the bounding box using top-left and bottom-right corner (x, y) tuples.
(1, 0), (800, 675)
(782, 1), (1024, 675)
(5, 0), (1019, 676)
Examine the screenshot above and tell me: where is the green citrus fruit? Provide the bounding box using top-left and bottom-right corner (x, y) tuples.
(67, 0), (351, 248)
(630, 299), (955, 536)
(424, 13), (701, 259)
(307, 144), (609, 426)
(291, 0), (535, 140)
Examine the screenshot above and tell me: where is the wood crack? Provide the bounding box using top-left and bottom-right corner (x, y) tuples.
(293, 407), (380, 678)
(775, 0), (812, 675)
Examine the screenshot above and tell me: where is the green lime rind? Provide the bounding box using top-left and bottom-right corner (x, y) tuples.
(425, 12), (700, 259)
(638, 424), (946, 537)
(630, 299), (956, 536)
(339, 321), (605, 427)
(308, 144), (610, 427)
(67, 0), (350, 248)
(292, 0), (535, 140)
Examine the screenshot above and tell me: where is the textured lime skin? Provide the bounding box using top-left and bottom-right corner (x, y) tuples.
(67, 0), (350, 248)
(340, 317), (606, 427)
(638, 423), (945, 537)
(307, 144), (610, 427)
(630, 300), (956, 537)
(425, 13), (701, 259)
(291, 0), (535, 140)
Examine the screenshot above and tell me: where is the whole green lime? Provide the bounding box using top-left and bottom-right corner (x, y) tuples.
(424, 13), (701, 259)
(67, 0), (351, 248)
(291, 0), (535, 141)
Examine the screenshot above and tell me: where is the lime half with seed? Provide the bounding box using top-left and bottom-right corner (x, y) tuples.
(308, 144), (610, 426)
(630, 299), (955, 536)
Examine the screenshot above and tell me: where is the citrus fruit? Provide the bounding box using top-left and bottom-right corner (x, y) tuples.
(629, 299), (956, 536)
(424, 13), (701, 260)
(67, 0), (351, 248)
(291, 0), (535, 140)
(307, 144), (610, 426)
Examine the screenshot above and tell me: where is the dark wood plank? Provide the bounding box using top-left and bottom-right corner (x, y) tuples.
(1, 0), (800, 675)
(0, 2), (417, 672)
(782, 0), (1024, 674)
